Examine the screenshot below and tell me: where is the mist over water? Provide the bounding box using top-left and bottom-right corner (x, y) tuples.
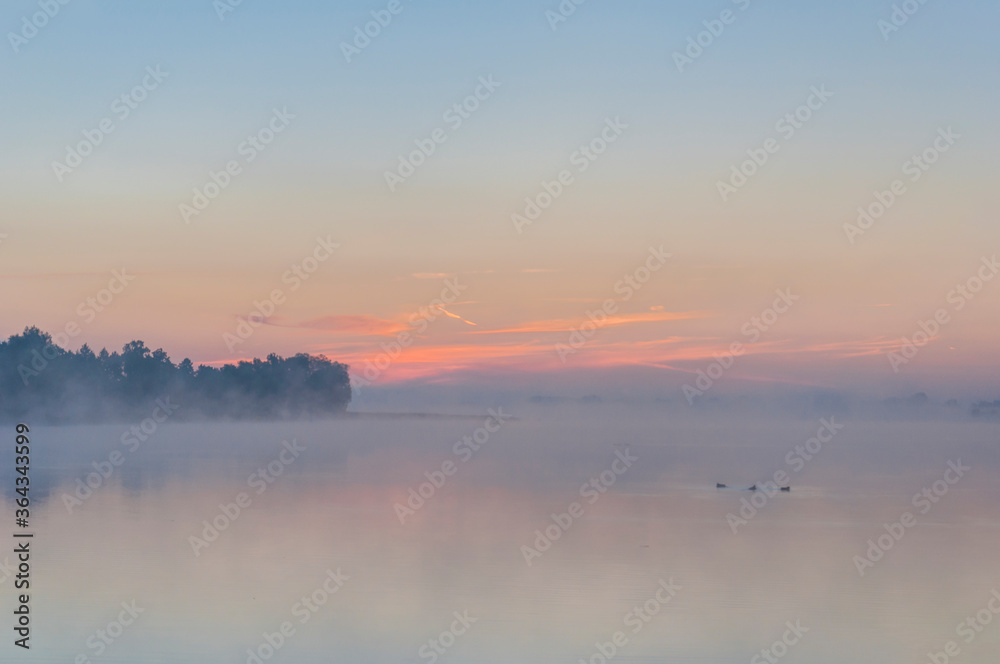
(3, 408), (997, 663)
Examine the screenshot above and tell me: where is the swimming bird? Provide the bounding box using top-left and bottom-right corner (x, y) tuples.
(716, 483), (727, 489)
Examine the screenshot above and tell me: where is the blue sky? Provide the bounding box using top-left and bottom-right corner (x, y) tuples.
(4, 0), (996, 176)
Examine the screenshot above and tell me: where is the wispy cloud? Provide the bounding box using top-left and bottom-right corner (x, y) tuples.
(279, 315), (410, 337)
(469, 310), (710, 335)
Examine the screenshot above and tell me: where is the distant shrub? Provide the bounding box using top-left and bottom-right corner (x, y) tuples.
(971, 400), (1000, 418)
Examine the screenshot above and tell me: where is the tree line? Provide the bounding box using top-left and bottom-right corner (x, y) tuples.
(0, 327), (351, 423)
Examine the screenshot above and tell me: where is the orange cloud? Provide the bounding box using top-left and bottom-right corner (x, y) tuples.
(289, 315), (410, 337)
(317, 333), (915, 384)
(469, 310), (711, 335)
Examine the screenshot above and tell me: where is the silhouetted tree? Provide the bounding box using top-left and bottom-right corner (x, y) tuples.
(0, 327), (351, 423)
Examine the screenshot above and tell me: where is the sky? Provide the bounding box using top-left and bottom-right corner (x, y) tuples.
(1, 0), (999, 404)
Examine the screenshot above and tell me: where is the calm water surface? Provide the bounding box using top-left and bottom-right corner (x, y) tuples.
(2, 410), (998, 663)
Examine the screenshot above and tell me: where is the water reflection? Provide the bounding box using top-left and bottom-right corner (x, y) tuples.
(2, 413), (998, 663)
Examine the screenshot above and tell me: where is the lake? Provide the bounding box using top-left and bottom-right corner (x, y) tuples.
(3, 408), (998, 663)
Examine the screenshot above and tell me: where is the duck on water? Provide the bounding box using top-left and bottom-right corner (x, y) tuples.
(716, 483), (790, 492)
